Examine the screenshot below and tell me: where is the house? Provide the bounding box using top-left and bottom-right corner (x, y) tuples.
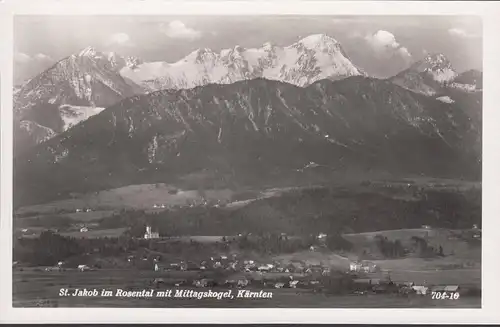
(412, 285), (429, 295)
(80, 227), (88, 233)
(237, 279), (249, 288)
(431, 285), (447, 292)
(78, 265), (90, 271)
(144, 225), (160, 239)
(174, 280), (188, 287)
(289, 280), (299, 288)
(349, 262), (362, 272)
(223, 280), (237, 288)
(194, 279), (208, 288)
(318, 233), (328, 240)
(274, 282), (285, 289)
(153, 278), (165, 285)
(351, 260), (378, 273)
(76, 209), (83, 213)
(444, 285), (460, 292)
(401, 281), (415, 287)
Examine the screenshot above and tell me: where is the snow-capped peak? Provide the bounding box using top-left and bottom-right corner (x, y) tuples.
(183, 48), (216, 63)
(125, 56), (143, 69)
(78, 46), (98, 57)
(410, 53), (457, 83)
(295, 34), (339, 49)
(120, 34), (363, 90)
(412, 53), (453, 72)
(262, 42), (275, 51)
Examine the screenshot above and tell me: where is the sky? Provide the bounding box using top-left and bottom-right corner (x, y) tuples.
(13, 15), (482, 84)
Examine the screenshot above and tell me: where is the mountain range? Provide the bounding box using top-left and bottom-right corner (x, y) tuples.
(14, 76), (481, 206)
(13, 34), (482, 206)
(120, 34), (365, 91)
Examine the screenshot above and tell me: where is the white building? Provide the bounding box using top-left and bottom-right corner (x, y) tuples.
(144, 225), (160, 239)
(318, 233), (328, 239)
(80, 227), (88, 233)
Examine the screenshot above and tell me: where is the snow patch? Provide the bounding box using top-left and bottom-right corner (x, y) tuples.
(58, 105), (105, 131)
(436, 96), (455, 103)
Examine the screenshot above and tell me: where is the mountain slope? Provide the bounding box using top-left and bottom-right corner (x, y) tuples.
(390, 54), (482, 97)
(14, 77), (480, 206)
(13, 47), (145, 155)
(390, 53), (458, 96)
(120, 34), (365, 91)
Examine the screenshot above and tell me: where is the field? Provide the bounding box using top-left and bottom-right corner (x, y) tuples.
(12, 177), (481, 308)
(15, 184), (237, 214)
(343, 228), (481, 262)
(65, 210), (116, 221)
(12, 268), (480, 308)
(60, 228), (128, 238)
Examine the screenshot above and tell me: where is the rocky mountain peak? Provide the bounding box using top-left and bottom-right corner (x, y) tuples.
(261, 42), (275, 51)
(411, 53), (455, 76)
(78, 46), (99, 58)
(297, 34), (339, 48)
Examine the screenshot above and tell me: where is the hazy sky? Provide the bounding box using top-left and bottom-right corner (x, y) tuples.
(14, 15), (482, 84)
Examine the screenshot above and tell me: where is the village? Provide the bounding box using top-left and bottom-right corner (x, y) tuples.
(26, 224), (472, 301)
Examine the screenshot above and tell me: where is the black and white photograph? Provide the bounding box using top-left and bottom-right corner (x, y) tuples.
(2, 1), (498, 320)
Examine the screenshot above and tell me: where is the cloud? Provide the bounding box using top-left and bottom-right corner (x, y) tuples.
(160, 20), (202, 40)
(108, 32), (134, 46)
(448, 28), (480, 39)
(15, 52), (52, 64)
(34, 53), (52, 61)
(364, 30), (412, 62)
(14, 52), (31, 64)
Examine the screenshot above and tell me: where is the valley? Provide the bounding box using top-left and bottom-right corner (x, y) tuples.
(11, 26), (483, 309)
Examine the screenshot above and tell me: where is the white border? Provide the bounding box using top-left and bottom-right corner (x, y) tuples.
(1, 0), (500, 324)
